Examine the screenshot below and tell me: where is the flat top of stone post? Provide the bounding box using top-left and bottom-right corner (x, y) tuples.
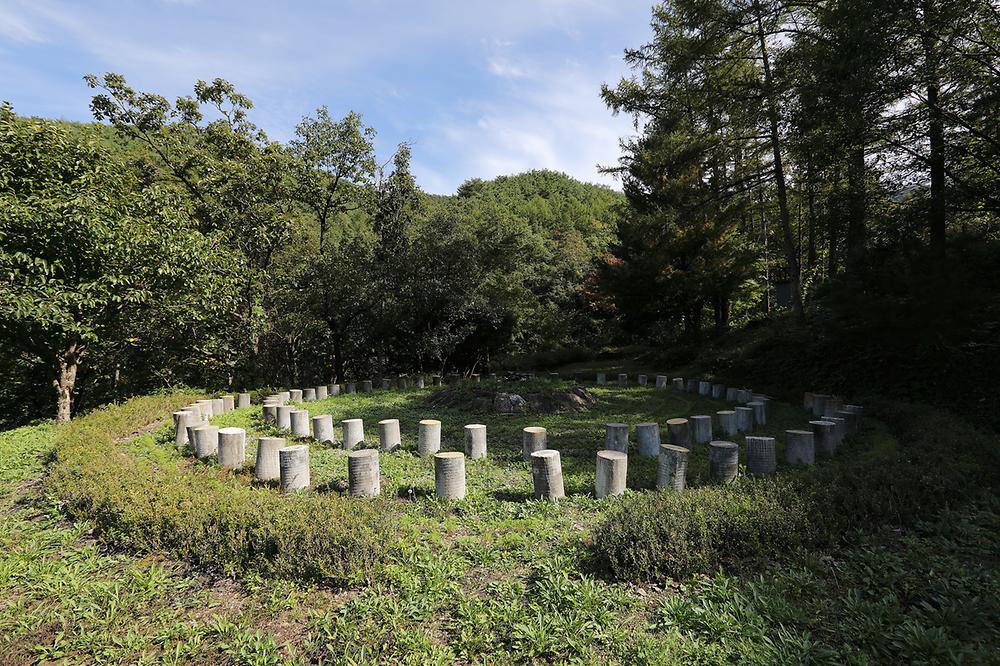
(747, 401), (764, 406)
(786, 429), (813, 435)
(465, 423), (486, 430)
(435, 451), (464, 460)
(660, 444), (690, 454)
(636, 422), (658, 427)
(530, 449), (559, 460)
(378, 418), (399, 425)
(717, 410), (735, 415)
(194, 424), (218, 433)
(420, 419), (441, 425)
(606, 422), (627, 427)
(597, 450), (627, 461)
(280, 444), (309, 454)
(746, 435), (775, 442)
(690, 414), (710, 419)
(218, 427), (245, 435)
(348, 449), (378, 460)
(809, 420), (835, 426)
(523, 426), (546, 434)
(342, 418), (362, 425)
(709, 440), (738, 450)
(666, 417), (688, 425)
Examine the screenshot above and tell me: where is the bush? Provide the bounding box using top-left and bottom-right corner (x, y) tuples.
(46, 393), (398, 585)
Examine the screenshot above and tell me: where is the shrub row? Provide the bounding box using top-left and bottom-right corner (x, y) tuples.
(46, 393), (398, 585)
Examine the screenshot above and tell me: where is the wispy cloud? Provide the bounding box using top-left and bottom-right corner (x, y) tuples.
(0, 6), (45, 43)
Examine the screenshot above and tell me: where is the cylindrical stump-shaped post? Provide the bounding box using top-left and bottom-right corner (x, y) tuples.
(657, 444), (689, 491)
(434, 452), (466, 500)
(748, 401), (767, 426)
(822, 415), (847, 447)
(717, 410), (738, 437)
(279, 445), (310, 492)
(596, 373), (606, 385)
(378, 418), (401, 452)
(618, 373), (628, 386)
(289, 389), (303, 403)
(464, 424), (487, 459)
(211, 398), (225, 415)
(432, 375), (442, 386)
(803, 392), (815, 410)
(712, 384), (725, 399)
(667, 418), (690, 446)
(636, 422), (660, 457)
(698, 380), (712, 396)
(348, 449), (381, 497)
(381, 378), (392, 390)
(345, 382), (356, 394)
(655, 375), (668, 389)
(811, 420), (837, 456)
(276, 405), (292, 431)
(786, 429), (815, 465)
(255, 437), (284, 481)
(522, 426), (547, 460)
(173, 410), (197, 445)
(837, 409), (859, 434)
(604, 423), (629, 453)
(221, 395), (235, 412)
(342, 418), (364, 450)
(416, 376), (425, 389)
(315, 385), (328, 400)
(811, 393), (830, 417)
(302, 388), (316, 402)
(290, 409), (310, 438)
(196, 399), (215, 418)
(418, 419), (441, 457)
(637, 374), (647, 386)
(217, 427), (246, 469)
(263, 403), (278, 426)
(672, 377), (684, 390)
(312, 415), (334, 443)
(398, 377), (409, 390)
(595, 450), (627, 498)
(726, 387), (739, 402)
(709, 441), (739, 484)
(735, 407), (753, 432)
(192, 425), (219, 459)
(690, 415), (712, 444)
(329, 384), (341, 396)
(237, 392), (251, 408)
(531, 450), (565, 500)
(745, 436), (776, 475)
(278, 391), (291, 403)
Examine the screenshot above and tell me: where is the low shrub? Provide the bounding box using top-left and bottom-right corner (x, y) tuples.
(46, 393), (398, 585)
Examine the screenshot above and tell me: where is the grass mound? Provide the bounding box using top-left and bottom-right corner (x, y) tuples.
(427, 377), (597, 413)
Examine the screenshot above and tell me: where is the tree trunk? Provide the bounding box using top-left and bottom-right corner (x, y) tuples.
(927, 76), (946, 254)
(53, 343), (81, 422)
(332, 331), (345, 382)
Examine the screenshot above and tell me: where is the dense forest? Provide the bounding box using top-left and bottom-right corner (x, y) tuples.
(2, 0), (998, 426)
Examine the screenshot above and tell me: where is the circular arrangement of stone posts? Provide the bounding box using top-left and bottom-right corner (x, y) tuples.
(786, 429), (815, 465)
(657, 444), (689, 491)
(635, 422), (660, 457)
(434, 452), (466, 500)
(595, 450), (627, 498)
(418, 419), (442, 457)
(709, 441), (739, 484)
(255, 437), (284, 481)
(279, 445), (310, 492)
(604, 423), (629, 453)
(464, 424), (487, 459)
(348, 449), (381, 497)
(312, 415), (334, 443)
(378, 418), (401, 452)
(522, 426), (547, 460)
(530, 449), (565, 500)
(745, 436), (777, 475)
(217, 427), (246, 469)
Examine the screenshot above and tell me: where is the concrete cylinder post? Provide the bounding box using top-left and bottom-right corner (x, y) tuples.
(717, 410), (738, 437)
(636, 422), (661, 457)
(348, 449), (381, 498)
(173, 411), (197, 446)
(381, 378), (392, 390)
(342, 418), (364, 450)
(378, 418), (402, 452)
(263, 404), (279, 426)
(217, 427), (246, 469)
(211, 397), (225, 415)
(531, 449), (565, 500)
(657, 444), (690, 491)
(686, 379), (698, 392)
(604, 423), (629, 454)
(416, 376), (425, 389)
(596, 373), (606, 385)
(666, 418), (691, 447)
(522, 426), (547, 460)
(186, 405), (209, 423)
(237, 392), (251, 408)
(655, 375), (668, 389)
(726, 387), (739, 402)
(221, 396), (235, 412)
(315, 385), (328, 401)
(811, 420), (837, 456)
(825, 397), (843, 415)
(712, 384), (725, 399)
(361, 380), (373, 393)
(192, 425), (219, 460)
(786, 429), (815, 465)
(698, 380), (712, 396)
(691, 415), (713, 444)
(197, 399), (215, 418)
(278, 445), (310, 492)
(748, 401), (767, 427)
(837, 409), (860, 434)
(637, 374), (647, 386)
(418, 419), (442, 457)
(822, 414), (848, 447)
(843, 404), (864, 417)
(432, 375), (443, 386)
(595, 450), (627, 498)
(811, 394), (829, 417)
(736, 407), (753, 432)
(290, 409), (311, 438)
(618, 373), (628, 386)
(277, 391), (290, 403)
(709, 441), (739, 484)
(329, 384), (341, 396)
(745, 436), (777, 475)
(345, 382), (356, 394)
(434, 452), (466, 500)
(289, 389), (303, 403)
(672, 377), (684, 390)
(470, 374), (481, 382)
(302, 388), (316, 402)
(739, 389), (754, 403)
(254, 437), (284, 481)
(464, 424), (487, 459)
(312, 415), (334, 444)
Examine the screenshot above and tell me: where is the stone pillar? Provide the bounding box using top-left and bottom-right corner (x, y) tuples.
(302, 388), (316, 402)
(278, 391), (291, 403)
(711, 384), (725, 399)
(173, 410), (197, 446)
(290, 409), (311, 438)
(418, 419), (441, 457)
(531, 450), (565, 500)
(655, 375), (668, 389)
(464, 424), (487, 459)
(604, 423), (629, 453)
(416, 376), (425, 389)
(635, 423), (660, 457)
(690, 415), (713, 444)
(381, 378), (392, 390)
(717, 410), (738, 437)
(221, 395), (235, 412)
(595, 450), (627, 498)
(186, 404), (209, 423)
(735, 406), (753, 432)
(276, 405), (293, 431)
(657, 444), (689, 491)
(254, 437), (284, 481)
(262, 403), (279, 426)
(745, 436), (776, 475)
(217, 427), (246, 469)
(289, 389), (303, 403)
(843, 404), (864, 417)
(747, 401), (767, 426)
(348, 449), (381, 498)
(237, 392), (251, 408)
(197, 399), (214, 418)
(312, 415), (334, 443)
(342, 418), (364, 450)
(726, 387), (739, 402)
(329, 384), (341, 396)
(698, 380), (712, 396)
(751, 393), (768, 403)
(210, 397), (225, 415)
(192, 425), (219, 459)
(709, 441), (739, 484)
(377, 419), (401, 452)
(279, 445), (310, 492)
(432, 375), (442, 386)
(803, 392), (814, 410)
(666, 418), (690, 446)
(837, 409), (860, 434)
(522, 426), (547, 460)
(738, 389), (753, 403)
(672, 377), (684, 390)
(637, 374), (647, 386)
(596, 373), (606, 385)
(811, 393), (830, 417)
(434, 452), (466, 500)
(316, 385), (328, 400)
(786, 429), (815, 465)
(618, 373), (628, 386)
(361, 380), (373, 393)
(822, 414), (848, 447)
(810, 420), (837, 456)
(398, 377), (409, 390)
(345, 382), (356, 394)
(686, 379), (698, 392)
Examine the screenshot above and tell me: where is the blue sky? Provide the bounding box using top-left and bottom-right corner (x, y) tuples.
(0, 0), (653, 194)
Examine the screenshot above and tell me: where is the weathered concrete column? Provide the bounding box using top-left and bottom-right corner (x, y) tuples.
(418, 419), (441, 457)
(655, 375), (668, 389)
(210, 397), (225, 415)
(657, 444), (689, 491)
(712, 384), (725, 399)
(221, 395), (235, 412)
(726, 387), (739, 402)
(434, 452), (466, 500)
(254, 437), (284, 481)
(348, 449), (381, 497)
(378, 418), (401, 452)
(822, 414), (848, 447)
(432, 375), (442, 386)
(709, 441), (739, 484)
(751, 393), (768, 403)
(686, 379), (698, 392)
(736, 406), (753, 432)
(691, 415), (713, 444)
(237, 393), (251, 408)
(192, 425), (219, 459)
(217, 427), (246, 469)
(522, 426), (547, 460)
(381, 378), (392, 390)
(745, 436), (776, 475)
(811, 393), (830, 417)
(278, 391), (291, 403)
(276, 405), (293, 431)
(618, 373), (628, 386)
(698, 380), (712, 396)
(738, 389), (754, 403)
(666, 418), (691, 446)
(289, 389), (303, 403)
(596, 373), (606, 385)
(810, 420), (837, 456)
(825, 397), (843, 415)
(464, 424), (487, 459)
(186, 404), (209, 423)
(637, 374), (647, 386)
(361, 380), (373, 393)
(785, 429), (815, 465)
(262, 403), (279, 426)
(173, 410), (197, 446)
(315, 385), (328, 400)
(342, 418), (364, 450)
(717, 410), (738, 437)
(345, 382), (356, 394)
(279, 445), (310, 492)
(197, 399), (215, 418)
(531, 449), (565, 500)
(416, 376), (425, 389)
(636, 422), (660, 457)
(837, 409), (860, 433)
(748, 401), (767, 427)
(672, 377), (684, 390)
(290, 409), (311, 438)
(595, 450), (627, 498)
(397, 377), (409, 390)
(329, 383), (341, 396)
(312, 415), (334, 443)
(604, 423), (629, 453)
(843, 404), (864, 417)
(302, 388), (316, 403)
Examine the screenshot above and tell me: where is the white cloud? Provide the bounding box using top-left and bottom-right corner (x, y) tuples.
(0, 7), (45, 43)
